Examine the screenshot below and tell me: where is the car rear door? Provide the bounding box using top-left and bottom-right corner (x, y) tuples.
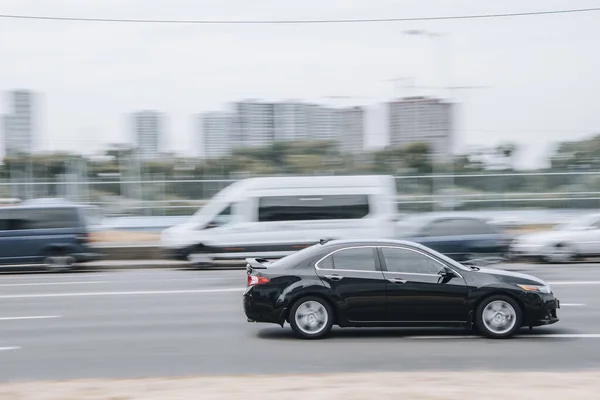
(315, 246), (387, 323)
(378, 245), (469, 323)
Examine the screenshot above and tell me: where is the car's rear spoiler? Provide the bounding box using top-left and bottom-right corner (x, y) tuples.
(245, 258), (272, 273)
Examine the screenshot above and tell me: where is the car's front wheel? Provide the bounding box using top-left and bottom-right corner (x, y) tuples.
(543, 243), (576, 264)
(476, 295), (522, 339)
(43, 250), (77, 273)
(289, 296), (333, 339)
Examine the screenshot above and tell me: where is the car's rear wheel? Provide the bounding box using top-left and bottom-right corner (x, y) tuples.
(476, 295), (522, 339)
(43, 250), (77, 272)
(289, 296), (333, 339)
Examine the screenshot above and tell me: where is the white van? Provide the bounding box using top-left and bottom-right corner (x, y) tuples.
(160, 175), (397, 263)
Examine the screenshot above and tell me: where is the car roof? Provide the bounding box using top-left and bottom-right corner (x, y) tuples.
(399, 213), (487, 223)
(236, 175), (395, 191)
(320, 238), (430, 249)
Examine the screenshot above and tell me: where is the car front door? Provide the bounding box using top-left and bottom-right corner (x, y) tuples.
(378, 246), (469, 323)
(315, 246), (387, 323)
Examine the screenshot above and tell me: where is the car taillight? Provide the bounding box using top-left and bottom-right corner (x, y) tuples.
(247, 275), (270, 286)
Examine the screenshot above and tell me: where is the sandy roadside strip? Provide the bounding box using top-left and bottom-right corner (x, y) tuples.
(1, 372), (600, 400)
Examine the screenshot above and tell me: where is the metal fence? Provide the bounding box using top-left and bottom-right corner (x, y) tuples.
(3, 170), (600, 216)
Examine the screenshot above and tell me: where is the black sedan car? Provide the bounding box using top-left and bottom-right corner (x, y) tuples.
(243, 239), (559, 339)
(395, 214), (513, 262)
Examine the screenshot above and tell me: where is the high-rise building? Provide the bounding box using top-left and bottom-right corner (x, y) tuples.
(232, 101), (275, 149)
(311, 106), (342, 144)
(231, 100), (362, 152)
(388, 96), (454, 159)
(132, 111), (163, 160)
(337, 106), (365, 155)
(3, 90), (35, 156)
(273, 102), (312, 142)
(201, 112), (233, 159)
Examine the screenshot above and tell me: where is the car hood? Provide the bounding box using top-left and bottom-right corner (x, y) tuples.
(475, 267), (546, 285)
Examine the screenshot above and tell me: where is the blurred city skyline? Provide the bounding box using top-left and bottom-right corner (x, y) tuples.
(1, 0), (599, 169)
(2, 89), (456, 161)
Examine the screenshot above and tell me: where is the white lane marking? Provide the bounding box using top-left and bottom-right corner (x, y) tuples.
(0, 273), (119, 279)
(532, 334), (600, 338)
(409, 334), (600, 339)
(0, 316), (60, 321)
(0, 288), (244, 299)
(0, 347), (20, 352)
(549, 281), (600, 285)
(0, 281), (112, 287)
(560, 303), (586, 306)
(0, 277), (240, 286)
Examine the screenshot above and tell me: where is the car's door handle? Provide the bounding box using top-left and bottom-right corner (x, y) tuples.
(324, 274), (343, 281)
(388, 278), (407, 284)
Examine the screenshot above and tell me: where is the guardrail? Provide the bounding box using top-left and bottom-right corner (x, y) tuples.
(3, 171), (600, 215)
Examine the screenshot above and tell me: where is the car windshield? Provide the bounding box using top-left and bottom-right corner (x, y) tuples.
(554, 215), (598, 231)
(187, 183), (237, 225)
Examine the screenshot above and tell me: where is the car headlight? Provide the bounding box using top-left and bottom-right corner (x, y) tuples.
(517, 284), (551, 294)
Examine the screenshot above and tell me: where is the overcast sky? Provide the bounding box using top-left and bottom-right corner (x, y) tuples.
(2, 0), (600, 168)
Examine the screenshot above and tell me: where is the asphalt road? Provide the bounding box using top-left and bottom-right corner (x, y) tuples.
(1, 263), (600, 381)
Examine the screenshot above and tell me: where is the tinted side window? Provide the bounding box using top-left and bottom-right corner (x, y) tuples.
(329, 247), (377, 271)
(0, 218), (9, 231)
(425, 219), (495, 236)
(457, 219), (496, 235)
(317, 255), (334, 270)
(258, 195), (369, 222)
(12, 208), (82, 230)
(381, 247), (444, 275)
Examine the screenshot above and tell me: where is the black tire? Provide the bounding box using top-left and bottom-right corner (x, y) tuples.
(475, 295), (522, 339)
(43, 249), (77, 273)
(288, 296), (334, 340)
(543, 243), (576, 264)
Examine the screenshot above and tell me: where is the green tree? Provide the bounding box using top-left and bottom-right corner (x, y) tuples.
(402, 143), (432, 174)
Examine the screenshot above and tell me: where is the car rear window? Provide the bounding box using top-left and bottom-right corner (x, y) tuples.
(270, 244), (325, 268)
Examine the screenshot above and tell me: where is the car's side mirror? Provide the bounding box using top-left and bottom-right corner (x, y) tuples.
(205, 222), (220, 229)
(438, 269), (456, 279)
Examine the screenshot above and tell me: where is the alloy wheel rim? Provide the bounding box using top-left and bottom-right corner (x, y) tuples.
(44, 256), (75, 269)
(482, 300), (517, 335)
(295, 301), (328, 335)
(551, 246), (573, 262)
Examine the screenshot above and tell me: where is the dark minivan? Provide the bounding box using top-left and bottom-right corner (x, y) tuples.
(0, 200), (102, 271)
